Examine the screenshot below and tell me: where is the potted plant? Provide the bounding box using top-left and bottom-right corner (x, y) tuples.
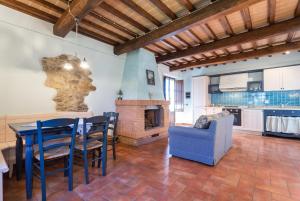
(117, 90), (123, 100)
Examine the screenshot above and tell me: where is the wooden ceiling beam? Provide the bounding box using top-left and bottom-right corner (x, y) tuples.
(53, 0), (104, 37)
(0, 0), (57, 23)
(201, 24), (218, 40)
(100, 2), (150, 33)
(29, 0), (64, 14)
(120, 0), (162, 26)
(114, 0), (264, 55)
(172, 35), (192, 47)
(170, 41), (300, 70)
(89, 12), (138, 37)
(149, 0), (177, 20)
(219, 16), (234, 36)
(78, 27), (119, 45)
(161, 39), (179, 51)
(156, 17), (300, 63)
(241, 8), (252, 30)
(268, 0), (276, 24)
(287, 32), (296, 43)
(296, 0), (300, 16)
(178, 0), (196, 12)
(81, 19), (129, 41)
(185, 30), (204, 44)
(152, 43), (172, 53)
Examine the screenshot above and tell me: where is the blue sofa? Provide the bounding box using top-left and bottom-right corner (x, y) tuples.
(169, 115), (234, 166)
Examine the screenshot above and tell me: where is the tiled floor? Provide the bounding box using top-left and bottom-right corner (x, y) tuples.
(4, 133), (300, 201)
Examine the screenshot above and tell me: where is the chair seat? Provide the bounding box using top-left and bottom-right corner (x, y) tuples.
(75, 140), (103, 151)
(34, 146), (70, 161)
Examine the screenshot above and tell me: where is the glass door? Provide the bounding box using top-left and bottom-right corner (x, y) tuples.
(164, 76), (175, 126)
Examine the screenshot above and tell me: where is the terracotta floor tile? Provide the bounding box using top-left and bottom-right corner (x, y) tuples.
(4, 133), (300, 201)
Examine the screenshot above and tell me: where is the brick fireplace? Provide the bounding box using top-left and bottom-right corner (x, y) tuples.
(116, 100), (169, 146)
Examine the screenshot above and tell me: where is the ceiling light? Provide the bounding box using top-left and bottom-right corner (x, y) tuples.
(64, 62), (73, 70)
(80, 58), (90, 69)
(285, 51), (290, 55)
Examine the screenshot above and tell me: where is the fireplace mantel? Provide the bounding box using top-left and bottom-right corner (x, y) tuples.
(115, 99), (170, 146)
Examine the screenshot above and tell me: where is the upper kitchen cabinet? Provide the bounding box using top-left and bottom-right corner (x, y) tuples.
(264, 66), (300, 91)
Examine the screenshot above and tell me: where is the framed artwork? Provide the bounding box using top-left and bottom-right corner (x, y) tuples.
(146, 70), (155, 85)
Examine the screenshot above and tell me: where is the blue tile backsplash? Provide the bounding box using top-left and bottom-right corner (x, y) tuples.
(211, 90), (300, 106)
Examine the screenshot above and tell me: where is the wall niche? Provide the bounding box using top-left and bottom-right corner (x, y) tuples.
(41, 54), (96, 112)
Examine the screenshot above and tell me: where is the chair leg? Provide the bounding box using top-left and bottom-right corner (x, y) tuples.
(112, 140), (116, 160)
(97, 148), (101, 168)
(68, 157), (73, 191)
(92, 150), (95, 167)
(64, 156), (68, 177)
(83, 150), (89, 184)
(39, 162), (46, 201)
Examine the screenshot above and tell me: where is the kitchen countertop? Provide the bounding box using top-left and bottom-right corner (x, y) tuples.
(207, 105), (300, 110)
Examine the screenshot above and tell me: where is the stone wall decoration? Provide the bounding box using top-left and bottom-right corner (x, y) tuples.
(41, 54), (96, 112)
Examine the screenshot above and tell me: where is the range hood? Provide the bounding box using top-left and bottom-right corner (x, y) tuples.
(219, 73), (248, 92)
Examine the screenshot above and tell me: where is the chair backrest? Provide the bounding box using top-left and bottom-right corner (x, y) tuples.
(82, 116), (110, 145)
(103, 112), (119, 137)
(36, 118), (79, 161)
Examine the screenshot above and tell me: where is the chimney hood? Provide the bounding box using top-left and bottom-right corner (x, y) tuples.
(219, 73), (248, 92)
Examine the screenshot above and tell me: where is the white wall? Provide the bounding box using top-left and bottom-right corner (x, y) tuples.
(0, 6), (126, 115)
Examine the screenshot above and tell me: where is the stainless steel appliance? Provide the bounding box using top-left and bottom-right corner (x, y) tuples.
(222, 106), (242, 126)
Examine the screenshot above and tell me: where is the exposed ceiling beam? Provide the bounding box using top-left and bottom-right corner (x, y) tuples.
(120, 0), (162, 26)
(0, 0), (57, 23)
(149, 0), (177, 20)
(268, 0), (276, 24)
(241, 8), (252, 30)
(186, 30), (204, 44)
(53, 0), (104, 37)
(287, 32), (296, 43)
(100, 2), (150, 33)
(178, 0), (196, 12)
(161, 39), (180, 50)
(170, 41), (300, 70)
(114, 0), (264, 55)
(296, 0), (300, 16)
(202, 24), (218, 40)
(156, 17), (300, 63)
(89, 11), (138, 37)
(172, 35), (192, 47)
(29, 0), (64, 14)
(219, 16), (234, 36)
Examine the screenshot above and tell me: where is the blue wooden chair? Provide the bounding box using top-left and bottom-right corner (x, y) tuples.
(75, 116), (109, 184)
(103, 112), (119, 160)
(34, 118), (79, 201)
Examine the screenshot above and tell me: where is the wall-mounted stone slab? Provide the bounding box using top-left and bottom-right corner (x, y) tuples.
(41, 54), (96, 112)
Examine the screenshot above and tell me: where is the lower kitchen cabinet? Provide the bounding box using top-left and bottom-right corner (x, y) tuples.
(242, 109), (263, 132)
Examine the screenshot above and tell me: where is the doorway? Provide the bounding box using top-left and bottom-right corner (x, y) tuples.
(164, 76), (175, 126)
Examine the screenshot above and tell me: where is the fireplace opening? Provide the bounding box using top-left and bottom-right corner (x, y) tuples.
(144, 105), (163, 130)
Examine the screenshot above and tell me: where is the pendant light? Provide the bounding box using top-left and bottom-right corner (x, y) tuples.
(63, 0), (90, 70)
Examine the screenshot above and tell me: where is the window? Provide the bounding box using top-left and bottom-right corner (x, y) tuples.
(175, 80), (184, 112)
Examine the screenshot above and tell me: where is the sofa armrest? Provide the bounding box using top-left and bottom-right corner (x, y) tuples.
(168, 126), (214, 140)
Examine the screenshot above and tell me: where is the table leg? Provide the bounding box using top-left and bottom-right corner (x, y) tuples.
(25, 136), (33, 199)
(15, 136), (23, 181)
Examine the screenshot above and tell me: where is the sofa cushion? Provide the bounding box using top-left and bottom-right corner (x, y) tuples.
(193, 111), (230, 129)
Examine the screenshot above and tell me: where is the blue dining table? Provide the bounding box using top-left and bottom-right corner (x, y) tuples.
(9, 121), (107, 199)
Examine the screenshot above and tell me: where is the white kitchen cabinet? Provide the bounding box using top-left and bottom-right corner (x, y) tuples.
(192, 76), (210, 107)
(242, 109), (263, 132)
(282, 66), (300, 91)
(264, 66), (300, 91)
(192, 76), (210, 123)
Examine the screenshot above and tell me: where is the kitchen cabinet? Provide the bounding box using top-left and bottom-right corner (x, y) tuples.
(242, 109), (263, 132)
(192, 76), (210, 123)
(264, 66), (300, 91)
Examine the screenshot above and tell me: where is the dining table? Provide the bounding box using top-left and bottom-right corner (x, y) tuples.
(9, 120), (107, 199)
